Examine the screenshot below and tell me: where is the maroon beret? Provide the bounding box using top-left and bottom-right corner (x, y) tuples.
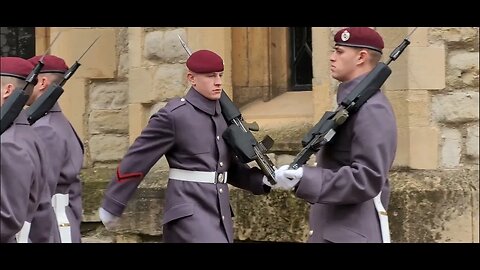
(28, 55), (69, 74)
(334, 27), (384, 53)
(0, 56), (35, 80)
(186, 50), (224, 73)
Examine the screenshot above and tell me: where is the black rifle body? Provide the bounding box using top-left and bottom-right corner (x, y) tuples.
(290, 63), (392, 169)
(0, 32), (65, 133)
(0, 61), (45, 134)
(0, 90), (29, 134)
(26, 61), (82, 125)
(26, 84), (64, 125)
(219, 91), (277, 184)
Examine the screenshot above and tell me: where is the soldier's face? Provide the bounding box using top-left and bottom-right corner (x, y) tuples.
(190, 72), (223, 100)
(330, 46), (361, 82)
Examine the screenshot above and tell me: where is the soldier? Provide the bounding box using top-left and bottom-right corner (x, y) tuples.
(99, 49), (271, 243)
(274, 27), (397, 243)
(0, 57), (54, 243)
(26, 55), (84, 243)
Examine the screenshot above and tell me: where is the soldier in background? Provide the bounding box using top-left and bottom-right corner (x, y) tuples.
(0, 57), (54, 243)
(25, 55), (85, 243)
(99, 49), (271, 243)
(274, 27), (397, 243)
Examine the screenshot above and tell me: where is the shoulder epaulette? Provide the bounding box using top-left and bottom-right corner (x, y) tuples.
(165, 97), (187, 112)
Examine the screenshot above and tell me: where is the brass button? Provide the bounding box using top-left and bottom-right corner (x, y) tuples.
(308, 230), (314, 236)
(219, 162), (223, 167)
(180, 98), (185, 101)
(216, 136), (220, 140)
(219, 188), (223, 193)
(218, 173), (224, 183)
(222, 215), (225, 220)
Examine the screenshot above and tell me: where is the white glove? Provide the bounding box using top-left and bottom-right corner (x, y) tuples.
(99, 207), (120, 230)
(274, 165), (303, 190)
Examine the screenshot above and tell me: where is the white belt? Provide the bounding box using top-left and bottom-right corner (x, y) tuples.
(169, 168), (228, 184)
(373, 191), (391, 243)
(52, 193), (72, 243)
(15, 221), (31, 243)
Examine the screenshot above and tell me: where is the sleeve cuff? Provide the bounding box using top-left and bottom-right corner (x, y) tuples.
(101, 195), (127, 217)
(294, 165), (323, 204)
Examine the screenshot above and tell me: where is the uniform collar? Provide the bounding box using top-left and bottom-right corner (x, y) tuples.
(336, 73), (368, 104)
(185, 87), (221, 116)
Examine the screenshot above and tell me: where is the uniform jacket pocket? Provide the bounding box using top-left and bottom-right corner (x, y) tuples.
(323, 225), (367, 243)
(161, 203), (194, 225)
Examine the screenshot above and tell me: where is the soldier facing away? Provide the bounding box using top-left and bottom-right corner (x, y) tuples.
(0, 57), (55, 243)
(99, 49), (271, 243)
(26, 55), (85, 243)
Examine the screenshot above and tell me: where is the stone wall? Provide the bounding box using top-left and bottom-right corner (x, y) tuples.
(80, 167), (478, 243)
(52, 27), (478, 243)
(430, 28), (479, 170)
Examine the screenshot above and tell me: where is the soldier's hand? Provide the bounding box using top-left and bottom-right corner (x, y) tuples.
(274, 165), (303, 190)
(99, 207), (120, 230)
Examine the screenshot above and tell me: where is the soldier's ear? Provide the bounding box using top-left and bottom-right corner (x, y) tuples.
(357, 50), (368, 64)
(187, 72), (195, 85)
(39, 77), (49, 91)
(3, 83), (15, 98)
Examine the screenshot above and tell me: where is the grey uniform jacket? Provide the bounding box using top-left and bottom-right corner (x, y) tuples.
(0, 110), (54, 243)
(29, 102), (84, 243)
(295, 74), (397, 243)
(102, 88), (268, 243)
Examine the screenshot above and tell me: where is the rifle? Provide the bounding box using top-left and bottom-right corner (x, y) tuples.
(289, 28), (418, 170)
(177, 35), (277, 184)
(1, 32), (61, 134)
(26, 36), (101, 125)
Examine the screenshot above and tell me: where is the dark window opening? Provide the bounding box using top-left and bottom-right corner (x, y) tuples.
(290, 27), (313, 91)
(1, 27), (36, 58)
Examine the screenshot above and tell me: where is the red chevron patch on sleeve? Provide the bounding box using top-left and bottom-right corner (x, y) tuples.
(116, 166), (144, 183)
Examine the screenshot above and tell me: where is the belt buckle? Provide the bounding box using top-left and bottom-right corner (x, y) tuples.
(216, 172), (225, 184)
